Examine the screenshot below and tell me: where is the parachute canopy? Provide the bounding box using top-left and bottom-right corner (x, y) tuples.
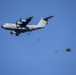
(66, 48), (71, 52)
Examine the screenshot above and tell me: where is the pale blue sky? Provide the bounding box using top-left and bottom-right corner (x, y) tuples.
(0, 0), (76, 75)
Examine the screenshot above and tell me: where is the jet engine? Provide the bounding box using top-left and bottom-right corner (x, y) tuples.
(10, 31), (16, 35)
(16, 21), (22, 25)
(20, 19), (26, 22)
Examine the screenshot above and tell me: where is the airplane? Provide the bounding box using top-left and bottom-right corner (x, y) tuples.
(1, 16), (54, 36)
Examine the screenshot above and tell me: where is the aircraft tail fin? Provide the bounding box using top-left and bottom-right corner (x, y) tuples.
(37, 16), (54, 28)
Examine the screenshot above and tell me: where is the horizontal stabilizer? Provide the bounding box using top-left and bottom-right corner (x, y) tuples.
(43, 16), (54, 21)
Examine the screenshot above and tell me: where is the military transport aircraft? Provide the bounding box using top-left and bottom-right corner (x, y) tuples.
(1, 16), (54, 36)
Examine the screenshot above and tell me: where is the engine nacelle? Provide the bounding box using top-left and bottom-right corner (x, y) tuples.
(20, 19), (27, 22)
(16, 21), (22, 25)
(10, 31), (16, 35)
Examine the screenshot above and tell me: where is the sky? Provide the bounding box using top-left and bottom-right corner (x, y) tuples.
(0, 0), (76, 75)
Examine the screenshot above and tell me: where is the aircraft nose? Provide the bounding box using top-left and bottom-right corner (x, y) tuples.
(1, 25), (3, 28)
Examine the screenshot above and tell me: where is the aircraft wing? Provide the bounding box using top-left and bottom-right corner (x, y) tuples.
(17, 16), (34, 27)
